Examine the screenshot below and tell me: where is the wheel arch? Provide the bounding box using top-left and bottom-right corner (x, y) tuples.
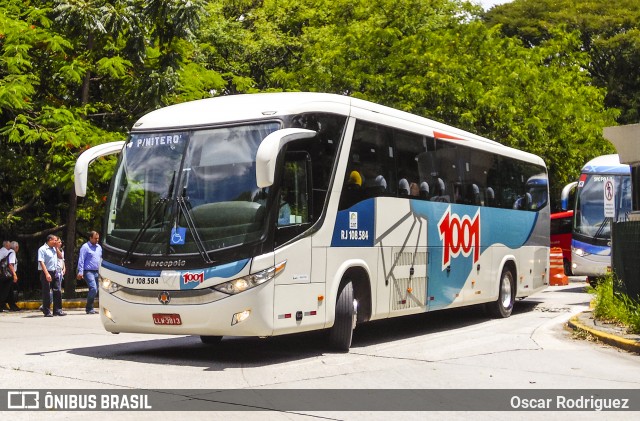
(342, 266), (372, 323)
(327, 260), (373, 325)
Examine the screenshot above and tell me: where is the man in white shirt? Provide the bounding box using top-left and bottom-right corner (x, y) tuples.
(0, 240), (18, 312)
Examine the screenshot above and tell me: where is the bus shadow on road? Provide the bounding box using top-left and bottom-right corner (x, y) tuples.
(351, 303), (531, 349)
(61, 300), (545, 369)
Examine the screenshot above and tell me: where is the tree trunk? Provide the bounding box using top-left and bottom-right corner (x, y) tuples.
(71, 32), (95, 294)
(81, 33), (94, 105)
(64, 189), (77, 299)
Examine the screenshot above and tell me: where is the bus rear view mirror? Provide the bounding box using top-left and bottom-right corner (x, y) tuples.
(560, 181), (577, 211)
(74, 141), (126, 197)
(255, 128), (316, 187)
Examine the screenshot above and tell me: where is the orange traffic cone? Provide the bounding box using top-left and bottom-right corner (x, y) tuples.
(549, 247), (568, 286)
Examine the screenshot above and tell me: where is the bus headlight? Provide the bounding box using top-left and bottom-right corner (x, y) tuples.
(101, 277), (122, 294)
(572, 247), (589, 257)
(213, 261), (286, 295)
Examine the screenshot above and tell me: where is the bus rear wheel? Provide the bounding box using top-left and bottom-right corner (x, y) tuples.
(587, 276), (604, 288)
(488, 266), (515, 318)
(328, 280), (357, 352)
(200, 335), (222, 345)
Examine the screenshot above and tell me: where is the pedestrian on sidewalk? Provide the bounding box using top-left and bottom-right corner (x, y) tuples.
(38, 234), (65, 317)
(0, 240), (18, 312)
(55, 238), (65, 291)
(77, 231), (102, 315)
(38, 239), (62, 312)
(4, 241), (21, 311)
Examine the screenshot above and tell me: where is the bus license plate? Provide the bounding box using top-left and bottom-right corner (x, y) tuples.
(152, 313), (182, 325)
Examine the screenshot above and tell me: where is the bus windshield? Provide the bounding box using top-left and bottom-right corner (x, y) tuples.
(105, 122), (280, 255)
(573, 174), (632, 240)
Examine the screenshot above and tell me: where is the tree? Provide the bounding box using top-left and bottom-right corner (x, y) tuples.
(484, 0), (640, 124)
(0, 0), (212, 294)
(199, 0), (616, 204)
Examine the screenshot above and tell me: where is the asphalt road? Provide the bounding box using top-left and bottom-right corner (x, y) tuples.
(1, 279), (639, 420)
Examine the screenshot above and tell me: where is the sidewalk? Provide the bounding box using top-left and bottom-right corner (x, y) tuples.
(13, 299), (99, 311)
(568, 310), (640, 354)
(10, 297), (640, 355)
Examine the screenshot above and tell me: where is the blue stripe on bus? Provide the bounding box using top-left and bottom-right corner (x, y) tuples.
(571, 239), (611, 256)
(101, 258), (250, 290)
(410, 201), (537, 309)
(102, 261), (161, 277)
(331, 199), (538, 309)
(182, 259), (250, 290)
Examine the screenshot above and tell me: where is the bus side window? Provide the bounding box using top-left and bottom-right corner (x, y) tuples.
(339, 121), (394, 209)
(430, 177), (449, 202)
(485, 187), (495, 207)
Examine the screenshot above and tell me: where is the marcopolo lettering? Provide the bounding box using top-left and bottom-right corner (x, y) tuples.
(438, 207), (480, 270)
(145, 260), (186, 268)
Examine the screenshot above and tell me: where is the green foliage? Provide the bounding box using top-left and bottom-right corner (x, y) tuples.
(200, 0), (616, 204)
(592, 275), (640, 334)
(0, 0), (214, 274)
(484, 0), (640, 125)
(1, 0), (633, 284)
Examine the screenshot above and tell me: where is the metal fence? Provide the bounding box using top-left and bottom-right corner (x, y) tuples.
(612, 220), (640, 300)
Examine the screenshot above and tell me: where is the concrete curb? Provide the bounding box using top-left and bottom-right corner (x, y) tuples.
(568, 313), (640, 355)
(14, 300), (99, 311)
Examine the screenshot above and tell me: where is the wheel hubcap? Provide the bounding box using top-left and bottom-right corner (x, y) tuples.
(352, 299), (358, 329)
(500, 275), (512, 309)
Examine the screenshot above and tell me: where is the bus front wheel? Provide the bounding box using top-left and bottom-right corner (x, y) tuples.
(563, 259), (573, 276)
(328, 280), (357, 352)
(488, 266), (515, 318)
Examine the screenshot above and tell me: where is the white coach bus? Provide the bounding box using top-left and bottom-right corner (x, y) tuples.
(75, 92), (549, 351)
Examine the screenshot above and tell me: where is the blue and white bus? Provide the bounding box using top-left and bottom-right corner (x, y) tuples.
(75, 93), (549, 351)
(570, 154), (632, 281)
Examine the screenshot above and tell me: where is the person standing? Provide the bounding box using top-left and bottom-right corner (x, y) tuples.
(38, 234), (65, 317)
(5, 241), (21, 311)
(0, 240), (18, 312)
(55, 238), (65, 291)
(77, 231), (102, 314)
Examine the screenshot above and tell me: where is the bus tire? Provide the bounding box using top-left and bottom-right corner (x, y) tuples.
(328, 280), (357, 352)
(563, 259), (572, 276)
(587, 276), (603, 288)
(488, 266), (515, 318)
(200, 335), (222, 345)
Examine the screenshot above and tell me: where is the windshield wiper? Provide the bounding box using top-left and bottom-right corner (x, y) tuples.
(177, 195), (213, 264)
(592, 217), (611, 240)
(122, 172), (176, 265)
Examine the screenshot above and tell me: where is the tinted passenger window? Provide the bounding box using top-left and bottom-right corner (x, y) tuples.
(395, 130), (430, 199)
(289, 113), (347, 220)
(340, 121), (395, 209)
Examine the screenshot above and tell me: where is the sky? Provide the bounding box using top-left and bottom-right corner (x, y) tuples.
(476, 0), (514, 10)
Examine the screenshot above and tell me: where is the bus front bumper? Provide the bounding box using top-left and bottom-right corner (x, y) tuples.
(98, 282), (276, 338)
(570, 252), (611, 277)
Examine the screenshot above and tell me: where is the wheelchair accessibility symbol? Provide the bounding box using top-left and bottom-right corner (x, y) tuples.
(170, 227), (187, 245)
